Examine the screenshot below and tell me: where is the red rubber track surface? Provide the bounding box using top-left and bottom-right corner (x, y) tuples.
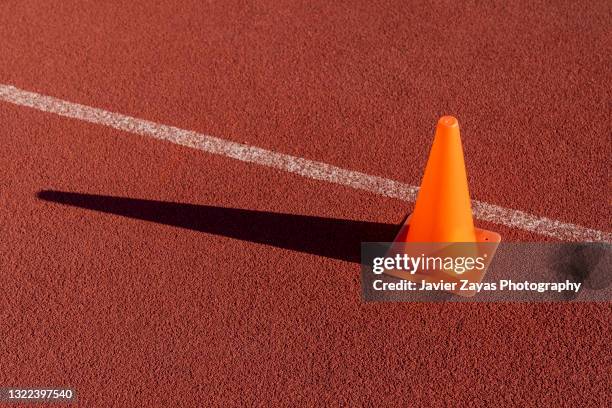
(0, 1), (610, 406)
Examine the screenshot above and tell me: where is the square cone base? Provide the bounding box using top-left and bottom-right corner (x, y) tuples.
(384, 214), (501, 297)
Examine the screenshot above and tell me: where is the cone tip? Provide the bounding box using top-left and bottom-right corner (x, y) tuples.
(438, 116), (458, 128)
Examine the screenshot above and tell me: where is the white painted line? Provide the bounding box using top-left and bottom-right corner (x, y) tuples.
(0, 84), (609, 242)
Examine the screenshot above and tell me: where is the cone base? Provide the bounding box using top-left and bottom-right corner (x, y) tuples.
(385, 214), (501, 297)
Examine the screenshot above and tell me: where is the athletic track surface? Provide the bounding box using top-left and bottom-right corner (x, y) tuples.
(0, 1), (610, 406)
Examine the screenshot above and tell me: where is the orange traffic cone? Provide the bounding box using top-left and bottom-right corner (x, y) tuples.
(393, 115), (500, 245)
(384, 116), (500, 297)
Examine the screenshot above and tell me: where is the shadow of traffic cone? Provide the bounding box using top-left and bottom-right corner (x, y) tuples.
(385, 116), (501, 296)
